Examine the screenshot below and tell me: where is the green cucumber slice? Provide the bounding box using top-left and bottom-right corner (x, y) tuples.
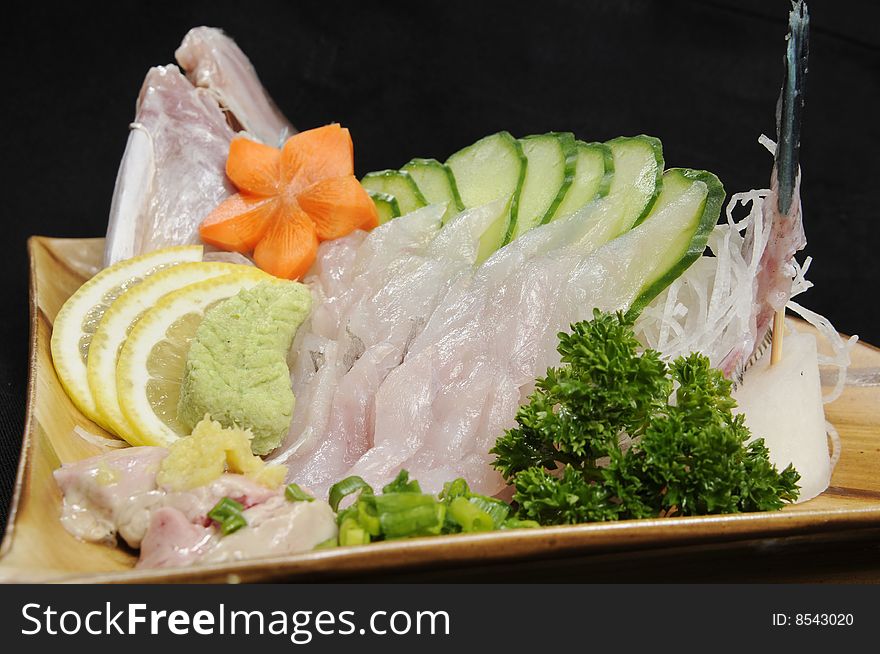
(618, 168), (725, 313)
(510, 132), (578, 241)
(401, 158), (464, 224)
(578, 135), (665, 248)
(605, 135), (664, 229)
(366, 190), (401, 225)
(445, 131), (526, 261)
(549, 141), (613, 221)
(361, 170), (427, 216)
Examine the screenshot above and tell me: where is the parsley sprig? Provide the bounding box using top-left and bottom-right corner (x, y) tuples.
(491, 310), (800, 525)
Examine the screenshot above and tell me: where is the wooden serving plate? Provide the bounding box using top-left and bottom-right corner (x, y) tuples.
(1, 236), (879, 583)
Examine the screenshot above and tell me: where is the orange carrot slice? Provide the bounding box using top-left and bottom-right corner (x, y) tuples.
(359, 204), (380, 231)
(199, 194), (277, 251)
(281, 124), (354, 189)
(297, 175), (379, 240)
(252, 207), (319, 279)
(226, 137), (281, 197)
(201, 123), (375, 279)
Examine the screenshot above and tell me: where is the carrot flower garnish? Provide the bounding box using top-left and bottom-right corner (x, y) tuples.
(200, 124), (378, 279)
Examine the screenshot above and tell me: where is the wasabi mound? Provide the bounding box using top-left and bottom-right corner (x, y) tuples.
(178, 280), (312, 454)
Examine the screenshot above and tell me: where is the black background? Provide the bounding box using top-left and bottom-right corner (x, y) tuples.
(1, 1), (878, 545)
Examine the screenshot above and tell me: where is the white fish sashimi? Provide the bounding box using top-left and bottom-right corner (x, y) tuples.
(175, 26), (295, 147)
(274, 208), (445, 466)
(276, 202), (504, 495)
(341, 186), (708, 496)
(104, 65), (235, 266)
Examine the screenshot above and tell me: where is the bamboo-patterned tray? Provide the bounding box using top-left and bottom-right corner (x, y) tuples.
(1, 236), (878, 583)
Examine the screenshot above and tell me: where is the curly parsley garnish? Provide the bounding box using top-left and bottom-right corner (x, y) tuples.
(491, 309), (800, 525)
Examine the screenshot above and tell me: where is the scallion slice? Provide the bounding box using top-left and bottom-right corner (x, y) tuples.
(467, 495), (510, 529)
(440, 477), (469, 500)
(207, 497), (247, 535)
(448, 496), (494, 532)
(328, 475), (373, 511)
(285, 483), (315, 503)
(382, 469), (422, 494)
(375, 493), (444, 539)
(339, 517), (371, 546)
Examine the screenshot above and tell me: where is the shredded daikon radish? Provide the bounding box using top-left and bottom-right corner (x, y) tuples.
(826, 420), (841, 471)
(635, 188), (771, 376)
(72, 425), (129, 450)
(635, 154), (856, 406)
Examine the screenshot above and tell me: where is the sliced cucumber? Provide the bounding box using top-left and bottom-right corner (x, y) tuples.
(578, 135), (665, 248)
(366, 190), (401, 225)
(549, 141), (613, 221)
(606, 135), (664, 228)
(361, 170), (427, 216)
(401, 158), (464, 224)
(610, 168), (725, 313)
(445, 131), (526, 261)
(510, 132), (578, 241)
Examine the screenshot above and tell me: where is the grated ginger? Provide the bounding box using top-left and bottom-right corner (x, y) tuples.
(156, 415), (288, 491)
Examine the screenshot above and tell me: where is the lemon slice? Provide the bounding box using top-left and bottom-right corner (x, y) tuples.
(116, 270), (271, 446)
(50, 245), (203, 427)
(88, 261), (256, 440)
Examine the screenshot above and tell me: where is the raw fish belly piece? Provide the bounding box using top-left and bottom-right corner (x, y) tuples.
(53, 447), (168, 545)
(104, 65), (235, 266)
(199, 496), (337, 565)
(732, 328), (830, 501)
(55, 445), (335, 568)
(137, 507), (213, 569)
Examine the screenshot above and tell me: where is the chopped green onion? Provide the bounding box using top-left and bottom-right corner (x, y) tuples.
(314, 537), (339, 550)
(382, 469), (422, 494)
(335, 504), (358, 527)
(440, 477), (469, 500)
(325, 469), (539, 544)
(328, 475), (373, 511)
(339, 517), (371, 546)
(467, 495), (510, 529)
(448, 496), (494, 532)
(285, 483), (315, 503)
(501, 518), (541, 530)
(207, 497), (247, 535)
(375, 493), (444, 539)
(356, 496), (382, 537)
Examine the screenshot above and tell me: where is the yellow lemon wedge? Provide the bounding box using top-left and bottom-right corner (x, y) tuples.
(115, 269), (271, 447)
(50, 245), (203, 428)
(87, 261), (258, 441)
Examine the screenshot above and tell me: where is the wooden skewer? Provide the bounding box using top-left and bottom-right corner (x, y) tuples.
(770, 309), (785, 365)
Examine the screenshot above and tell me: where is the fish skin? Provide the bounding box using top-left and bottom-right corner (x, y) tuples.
(735, 1), (809, 379)
(105, 28), (295, 267)
(104, 65), (235, 266)
(175, 26), (295, 147)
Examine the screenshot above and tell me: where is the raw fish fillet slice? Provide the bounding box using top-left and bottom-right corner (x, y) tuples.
(273, 208), (446, 465)
(279, 202), (503, 492)
(346, 185), (709, 495)
(104, 65), (235, 266)
(175, 26), (295, 147)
